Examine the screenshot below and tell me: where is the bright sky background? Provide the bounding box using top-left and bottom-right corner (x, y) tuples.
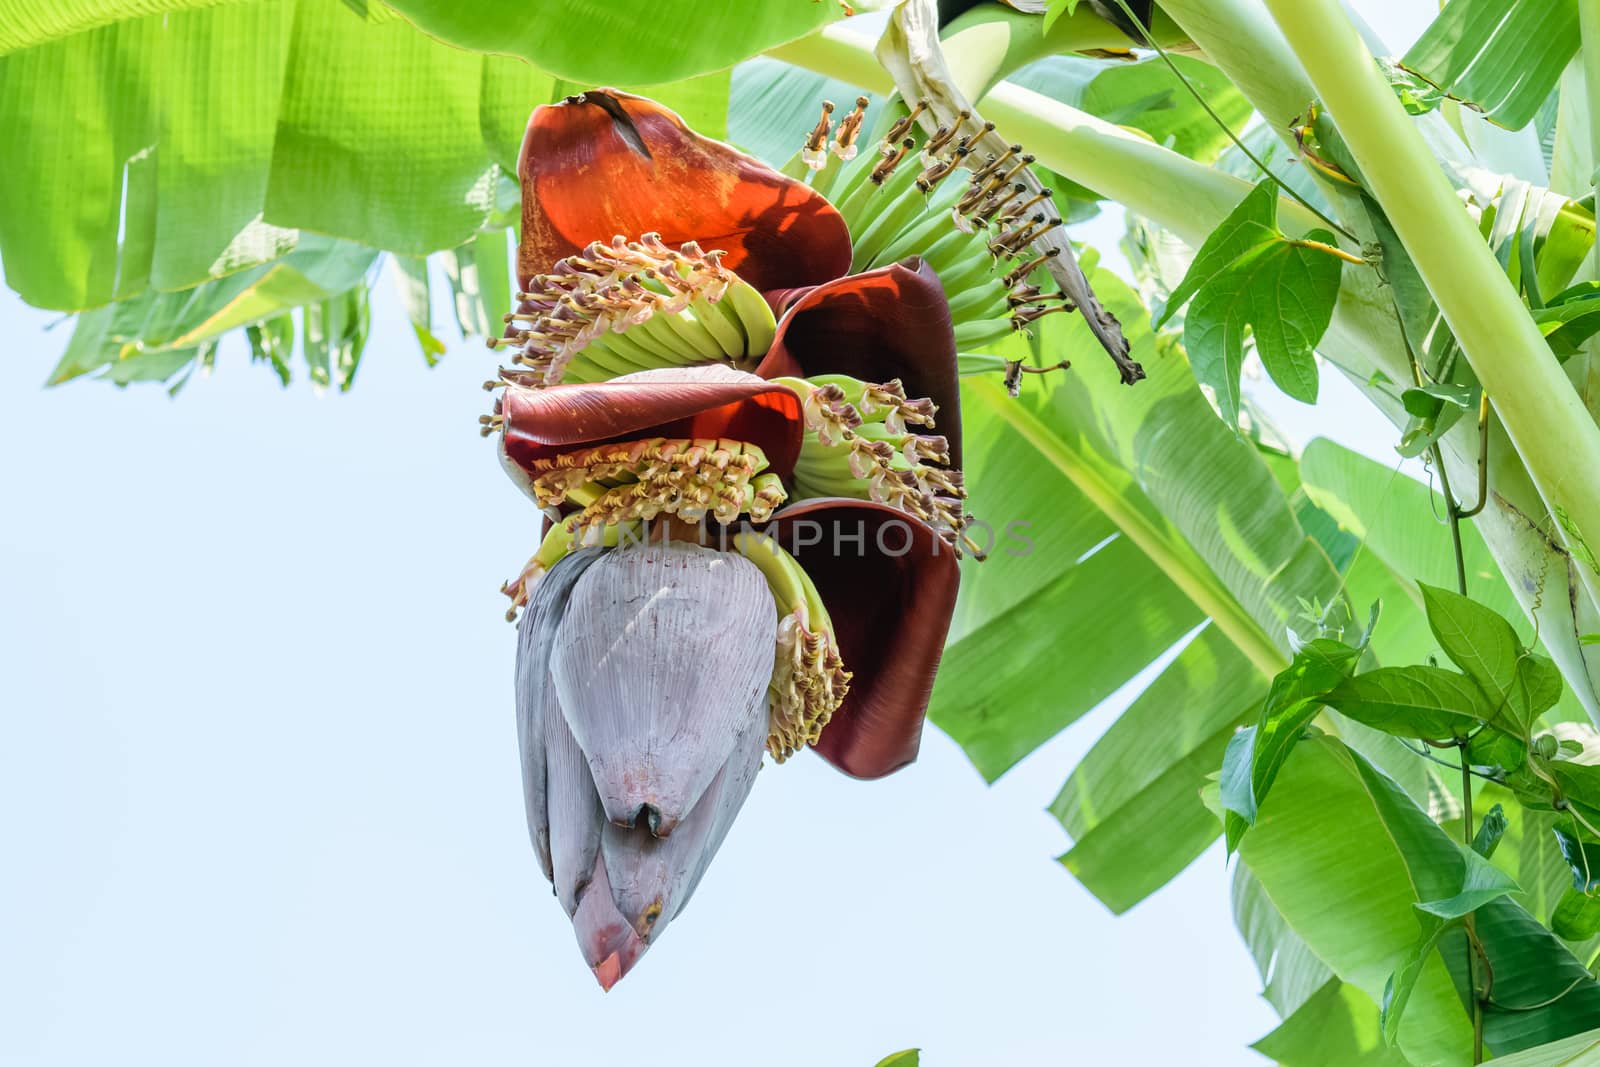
(1, 3), (1435, 1064)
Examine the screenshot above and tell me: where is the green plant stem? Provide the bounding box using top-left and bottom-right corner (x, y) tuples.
(1288, 239), (1366, 266)
(1264, 0), (1600, 623)
(968, 376), (1288, 677)
(1435, 449), (1470, 599)
(1459, 741), (1485, 1065)
(1435, 433), (1484, 1062)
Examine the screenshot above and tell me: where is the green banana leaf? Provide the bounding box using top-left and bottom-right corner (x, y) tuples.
(932, 265), (1345, 912)
(0, 0), (731, 315)
(1400, 0), (1578, 131)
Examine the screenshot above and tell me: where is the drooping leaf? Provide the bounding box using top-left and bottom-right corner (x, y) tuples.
(391, 256), (446, 365)
(1233, 861), (1337, 1019)
(0, 0), (547, 311)
(1401, 0), (1578, 131)
(1053, 625), (1257, 912)
(47, 234), (379, 387)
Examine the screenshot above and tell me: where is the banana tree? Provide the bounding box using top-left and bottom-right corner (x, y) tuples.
(9, 0), (1600, 1063)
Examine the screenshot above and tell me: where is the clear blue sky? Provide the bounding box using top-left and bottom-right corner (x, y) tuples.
(0, 3), (1429, 1064)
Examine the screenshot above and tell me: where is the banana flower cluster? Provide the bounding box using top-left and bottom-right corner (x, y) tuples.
(484, 87), (1069, 986)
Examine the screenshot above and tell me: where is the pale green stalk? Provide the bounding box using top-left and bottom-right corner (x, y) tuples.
(1264, 0), (1600, 620)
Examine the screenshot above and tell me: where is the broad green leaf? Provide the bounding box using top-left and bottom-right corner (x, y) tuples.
(381, 0), (840, 86)
(1245, 733), (1600, 1059)
(1401, 0), (1578, 131)
(1461, 896), (1600, 1054)
(1253, 979), (1411, 1067)
(1053, 625), (1258, 912)
(1552, 889), (1600, 941)
(1185, 232), (1340, 422)
(266, 3), (503, 255)
(935, 265), (1329, 776)
(1159, 181), (1282, 323)
(1420, 583), (1554, 735)
(1233, 861), (1337, 1018)
(1160, 181), (1342, 426)
(1031, 271), (1345, 654)
(1328, 666), (1499, 742)
(932, 379), (1201, 780)
(1239, 733), (1473, 1064)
